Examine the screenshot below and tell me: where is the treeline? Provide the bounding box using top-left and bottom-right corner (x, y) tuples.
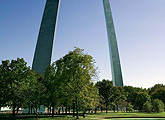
(96, 80), (165, 113)
(0, 48), (165, 119)
(0, 48), (98, 119)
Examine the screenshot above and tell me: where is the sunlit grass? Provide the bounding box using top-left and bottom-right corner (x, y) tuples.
(16, 112), (165, 120)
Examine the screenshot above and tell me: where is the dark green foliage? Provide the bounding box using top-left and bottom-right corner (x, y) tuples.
(149, 84), (165, 94)
(0, 58), (45, 117)
(142, 101), (152, 113)
(135, 92), (151, 111)
(43, 64), (62, 116)
(96, 80), (128, 113)
(151, 87), (165, 104)
(113, 87), (127, 112)
(152, 99), (164, 113)
(95, 79), (114, 113)
(0, 58), (30, 116)
(124, 86), (148, 110)
(124, 86), (137, 106)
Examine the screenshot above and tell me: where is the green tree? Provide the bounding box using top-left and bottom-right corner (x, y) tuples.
(126, 103), (134, 112)
(0, 60), (10, 109)
(152, 99), (164, 113)
(0, 58), (30, 117)
(112, 87), (126, 112)
(30, 73), (45, 115)
(124, 86), (137, 108)
(20, 71), (45, 117)
(149, 84), (165, 94)
(95, 79), (114, 113)
(151, 87), (165, 104)
(135, 92), (151, 111)
(118, 99), (127, 112)
(142, 101), (152, 113)
(43, 64), (62, 116)
(124, 86), (148, 110)
(55, 47), (98, 119)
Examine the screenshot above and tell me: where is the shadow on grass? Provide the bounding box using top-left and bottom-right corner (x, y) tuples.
(0, 114), (72, 120)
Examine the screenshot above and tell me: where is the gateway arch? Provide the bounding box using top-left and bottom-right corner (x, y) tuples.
(32, 0), (123, 86)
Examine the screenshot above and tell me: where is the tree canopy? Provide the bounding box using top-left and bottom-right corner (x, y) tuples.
(0, 48), (165, 119)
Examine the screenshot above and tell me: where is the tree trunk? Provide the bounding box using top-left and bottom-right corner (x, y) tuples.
(113, 106), (115, 113)
(31, 107), (33, 114)
(65, 107), (67, 113)
(35, 106), (38, 118)
(101, 106), (103, 113)
(73, 106), (75, 117)
(69, 107), (70, 113)
(16, 107), (19, 114)
(52, 106), (55, 117)
(62, 107), (64, 113)
(117, 104), (119, 112)
(48, 107), (49, 114)
(83, 110), (86, 118)
(73, 101), (75, 117)
(76, 98), (79, 119)
(106, 105), (108, 113)
(28, 107), (30, 115)
(12, 104), (16, 117)
(50, 106), (51, 114)
(76, 106), (79, 119)
(95, 108), (97, 114)
(58, 108), (61, 114)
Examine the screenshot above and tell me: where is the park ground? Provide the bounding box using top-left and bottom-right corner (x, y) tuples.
(1, 112), (165, 120)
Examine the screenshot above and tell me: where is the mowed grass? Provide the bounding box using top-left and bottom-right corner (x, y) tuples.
(18, 112), (165, 120)
(88, 112), (165, 117)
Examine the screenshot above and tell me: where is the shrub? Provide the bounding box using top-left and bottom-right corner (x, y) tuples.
(126, 103), (134, 112)
(142, 101), (152, 113)
(152, 99), (164, 113)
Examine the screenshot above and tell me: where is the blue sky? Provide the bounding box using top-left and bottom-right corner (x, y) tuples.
(1, 0), (165, 88)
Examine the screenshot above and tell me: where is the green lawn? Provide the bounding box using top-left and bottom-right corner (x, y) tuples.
(17, 112), (165, 120)
(1, 112), (165, 120)
(88, 112), (165, 118)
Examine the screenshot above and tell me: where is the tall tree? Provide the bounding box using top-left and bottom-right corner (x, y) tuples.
(43, 64), (63, 116)
(55, 47), (98, 119)
(0, 58), (30, 117)
(19, 71), (45, 117)
(0, 60), (10, 109)
(112, 87), (127, 112)
(96, 79), (114, 113)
